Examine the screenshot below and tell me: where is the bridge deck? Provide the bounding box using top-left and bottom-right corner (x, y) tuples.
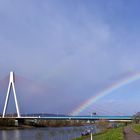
(0, 116), (132, 120)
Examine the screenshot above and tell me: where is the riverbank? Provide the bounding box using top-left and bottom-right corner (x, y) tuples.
(73, 127), (124, 140)
(0, 118), (88, 128)
(74, 124), (140, 140)
(0, 125), (34, 130)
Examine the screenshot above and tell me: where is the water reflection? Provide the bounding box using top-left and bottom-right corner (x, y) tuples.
(14, 130), (21, 140)
(35, 131), (44, 140)
(2, 131), (7, 140)
(0, 126), (96, 140)
(1, 130), (21, 140)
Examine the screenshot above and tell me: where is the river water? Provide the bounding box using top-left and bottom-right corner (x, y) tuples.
(0, 125), (98, 140)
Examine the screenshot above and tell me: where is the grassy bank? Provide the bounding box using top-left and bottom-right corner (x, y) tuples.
(93, 127), (124, 140)
(132, 124), (140, 134)
(0, 118), (86, 128)
(73, 127), (124, 140)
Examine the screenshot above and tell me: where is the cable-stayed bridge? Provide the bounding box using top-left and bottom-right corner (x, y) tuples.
(0, 72), (133, 121)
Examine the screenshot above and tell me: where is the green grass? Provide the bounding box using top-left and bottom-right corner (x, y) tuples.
(72, 136), (88, 140)
(132, 124), (140, 134)
(74, 127), (124, 140)
(93, 127), (124, 140)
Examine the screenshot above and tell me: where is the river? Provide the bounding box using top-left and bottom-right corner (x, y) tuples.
(0, 125), (98, 140)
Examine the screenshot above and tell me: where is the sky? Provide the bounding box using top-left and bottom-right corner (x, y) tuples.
(0, 0), (140, 115)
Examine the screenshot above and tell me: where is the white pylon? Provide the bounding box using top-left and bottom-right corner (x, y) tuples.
(2, 71), (20, 118)
(91, 132), (93, 140)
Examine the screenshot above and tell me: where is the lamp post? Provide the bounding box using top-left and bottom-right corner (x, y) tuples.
(91, 132), (93, 140)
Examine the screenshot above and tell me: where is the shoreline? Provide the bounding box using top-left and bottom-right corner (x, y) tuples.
(0, 125), (35, 130)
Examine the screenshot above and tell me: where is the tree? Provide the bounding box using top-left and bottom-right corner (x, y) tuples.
(133, 112), (140, 123)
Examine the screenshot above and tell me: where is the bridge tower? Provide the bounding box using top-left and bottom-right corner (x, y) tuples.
(2, 71), (20, 118)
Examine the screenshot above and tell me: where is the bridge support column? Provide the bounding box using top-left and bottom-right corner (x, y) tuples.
(2, 71), (20, 118)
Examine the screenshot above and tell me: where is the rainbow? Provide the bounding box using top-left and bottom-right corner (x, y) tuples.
(71, 72), (140, 115)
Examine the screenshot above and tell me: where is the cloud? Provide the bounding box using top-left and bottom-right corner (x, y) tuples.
(0, 0), (140, 114)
